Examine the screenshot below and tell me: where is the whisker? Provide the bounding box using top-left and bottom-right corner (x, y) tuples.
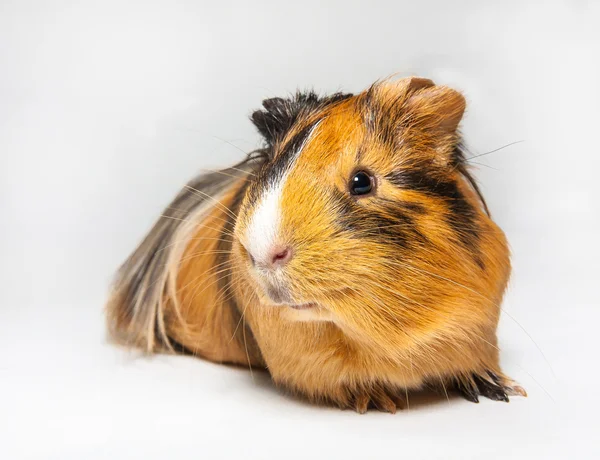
(178, 249), (233, 265)
(243, 310), (254, 381)
(466, 160), (500, 171)
(180, 261), (237, 299)
(381, 258), (555, 373)
(465, 140), (525, 161)
(158, 216), (236, 239)
(359, 257), (557, 395)
(158, 215), (236, 237)
(187, 267), (243, 308)
(155, 235), (234, 255)
(229, 295), (249, 345)
(212, 135), (250, 157)
(184, 185), (239, 221)
(199, 168), (252, 182)
(500, 309), (557, 380)
(230, 166), (256, 177)
(178, 259), (235, 302)
(165, 206), (235, 227)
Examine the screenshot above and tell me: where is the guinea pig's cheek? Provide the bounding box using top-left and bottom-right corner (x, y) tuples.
(231, 238), (252, 276)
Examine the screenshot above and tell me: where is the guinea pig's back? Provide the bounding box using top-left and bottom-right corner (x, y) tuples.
(106, 159), (263, 366)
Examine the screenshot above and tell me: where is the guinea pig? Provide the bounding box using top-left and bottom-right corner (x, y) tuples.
(106, 76), (526, 413)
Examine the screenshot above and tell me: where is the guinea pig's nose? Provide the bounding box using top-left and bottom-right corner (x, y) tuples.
(245, 242), (293, 269)
(268, 245), (292, 267)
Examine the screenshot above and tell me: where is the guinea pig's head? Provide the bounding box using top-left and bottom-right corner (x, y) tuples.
(233, 77), (509, 351)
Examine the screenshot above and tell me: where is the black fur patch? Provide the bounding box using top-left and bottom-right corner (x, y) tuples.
(401, 201), (427, 214)
(331, 189), (427, 250)
(251, 91), (352, 148)
(259, 122), (315, 188)
(248, 91), (352, 205)
(385, 168), (481, 265)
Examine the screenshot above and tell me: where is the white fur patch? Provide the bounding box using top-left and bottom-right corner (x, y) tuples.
(245, 121), (322, 263)
(246, 180), (283, 264)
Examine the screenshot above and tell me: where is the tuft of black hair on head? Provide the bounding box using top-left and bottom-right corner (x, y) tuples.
(250, 91), (353, 147)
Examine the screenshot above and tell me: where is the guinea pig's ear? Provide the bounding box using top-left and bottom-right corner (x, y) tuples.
(402, 82), (466, 136)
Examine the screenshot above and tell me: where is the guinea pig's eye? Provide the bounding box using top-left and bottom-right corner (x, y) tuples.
(349, 171), (374, 196)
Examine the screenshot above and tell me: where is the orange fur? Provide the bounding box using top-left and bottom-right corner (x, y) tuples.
(107, 77), (524, 412)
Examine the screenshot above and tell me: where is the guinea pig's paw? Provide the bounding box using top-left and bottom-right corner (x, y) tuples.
(348, 384), (405, 414)
(455, 371), (527, 403)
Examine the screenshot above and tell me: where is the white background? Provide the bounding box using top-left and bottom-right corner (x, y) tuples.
(1, 1), (598, 459)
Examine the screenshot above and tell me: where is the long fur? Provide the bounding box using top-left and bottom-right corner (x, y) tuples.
(106, 77), (525, 412)
(106, 155), (265, 353)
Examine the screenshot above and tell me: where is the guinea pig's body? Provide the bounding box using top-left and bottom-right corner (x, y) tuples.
(107, 77), (525, 412)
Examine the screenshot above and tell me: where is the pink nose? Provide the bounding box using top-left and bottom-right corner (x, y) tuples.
(269, 246), (292, 267)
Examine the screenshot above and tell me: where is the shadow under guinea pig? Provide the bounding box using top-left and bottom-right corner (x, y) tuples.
(229, 363), (467, 414)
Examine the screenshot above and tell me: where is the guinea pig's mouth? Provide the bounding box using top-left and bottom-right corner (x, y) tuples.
(256, 280), (323, 314)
